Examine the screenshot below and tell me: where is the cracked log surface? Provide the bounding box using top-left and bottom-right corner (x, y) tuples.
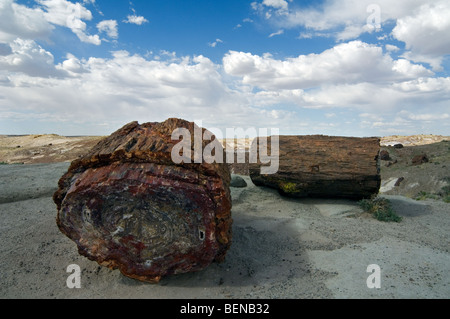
(54, 119), (232, 283)
(250, 135), (381, 199)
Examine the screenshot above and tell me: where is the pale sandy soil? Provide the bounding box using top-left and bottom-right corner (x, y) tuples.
(0, 135), (103, 164)
(0, 134), (449, 299)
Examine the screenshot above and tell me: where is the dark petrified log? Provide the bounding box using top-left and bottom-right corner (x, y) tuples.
(249, 135), (381, 199)
(411, 154), (429, 166)
(379, 150), (391, 161)
(53, 119), (232, 283)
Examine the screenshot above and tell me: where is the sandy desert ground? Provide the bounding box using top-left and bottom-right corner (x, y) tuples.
(0, 134), (449, 299)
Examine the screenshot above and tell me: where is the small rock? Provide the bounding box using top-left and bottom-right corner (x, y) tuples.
(385, 160), (398, 167)
(395, 177), (404, 187)
(230, 175), (247, 188)
(380, 150), (391, 161)
(411, 154), (429, 165)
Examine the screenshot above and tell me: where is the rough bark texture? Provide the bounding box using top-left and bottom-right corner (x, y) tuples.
(249, 135), (381, 199)
(54, 119), (232, 283)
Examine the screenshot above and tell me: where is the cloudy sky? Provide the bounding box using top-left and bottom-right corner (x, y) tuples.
(0, 0), (449, 137)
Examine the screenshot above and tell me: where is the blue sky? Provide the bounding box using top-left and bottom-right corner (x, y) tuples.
(0, 0), (449, 137)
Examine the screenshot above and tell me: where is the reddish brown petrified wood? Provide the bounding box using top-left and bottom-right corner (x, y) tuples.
(54, 119), (232, 283)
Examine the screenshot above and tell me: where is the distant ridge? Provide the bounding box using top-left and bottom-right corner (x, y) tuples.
(1, 133), (448, 164)
(381, 134), (449, 146)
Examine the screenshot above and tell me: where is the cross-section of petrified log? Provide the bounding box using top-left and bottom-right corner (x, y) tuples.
(249, 135), (381, 199)
(53, 119), (232, 283)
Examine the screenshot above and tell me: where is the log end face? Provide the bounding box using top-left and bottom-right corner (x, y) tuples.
(57, 162), (230, 282)
(54, 119), (232, 283)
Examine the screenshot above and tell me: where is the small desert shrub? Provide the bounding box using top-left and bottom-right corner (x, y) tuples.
(0, 161), (8, 165)
(440, 185), (450, 203)
(359, 196), (402, 222)
(415, 191), (440, 201)
(440, 185), (450, 195)
(416, 178), (450, 203)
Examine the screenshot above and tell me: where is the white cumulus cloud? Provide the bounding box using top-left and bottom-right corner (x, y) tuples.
(0, 38), (67, 77)
(0, 0), (53, 42)
(392, 0), (450, 71)
(123, 15), (149, 25)
(254, 0), (450, 71)
(208, 39), (223, 48)
(223, 41), (433, 91)
(263, 0), (289, 10)
(97, 19), (118, 39)
(37, 0), (101, 45)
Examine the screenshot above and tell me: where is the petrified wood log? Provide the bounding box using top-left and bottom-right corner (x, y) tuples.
(249, 135), (381, 199)
(53, 119), (232, 283)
